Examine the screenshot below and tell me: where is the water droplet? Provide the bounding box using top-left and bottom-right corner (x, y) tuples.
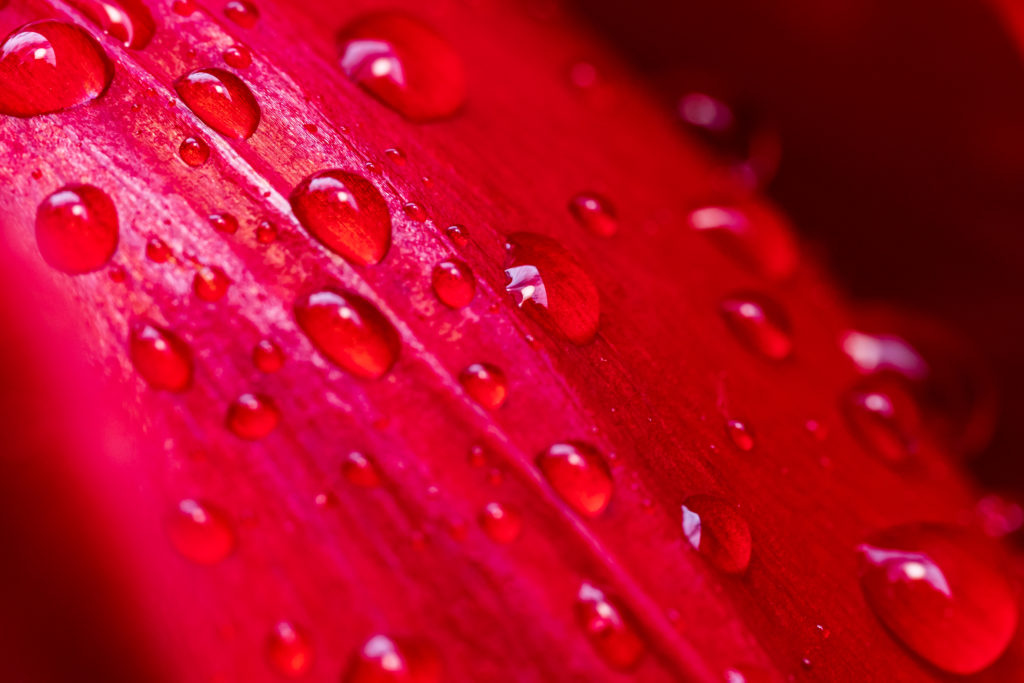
(166, 498), (235, 564)
(0, 21), (113, 117)
(129, 320), (194, 392)
(842, 380), (920, 463)
(289, 170), (391, 265)
(344, 634), (441, 683)
(172, 0), (195, 15)
(688, 203), (797, 280)
(342, 451), (381, 487)
(431, 259), (475, 308)
(252, 338), (284, 372)
(68, 0), (155, 49)
(569, 193), (617, 237)
(224, 0), (259, 28)
(294, 288), (400, 379)
(719, 293), (792, 361)
(384, 147), (406, 165)
(266, 621), (314, 677)
(505, 232), (600, 345)
(179, 136), (210, 167)
(223, 44), (252, 69)
(726, 419), (754, 451)
(536, 442), (612, 517)
(459, 362), (508, 410)
(192, 265), (230, 301)
(146, 237), (171, 263)
(575, 582), (645, 670)
(857, 523), (1017, 674)
(108, 264), (127, 282)
(208, 213), (238, 235)
(402, 201), (426, 222)
(681, 495), (751, 574)
(256, 219), (278, 244)
(226, 393), (280, 440)
(338, 14), (466, 121)
(445, 224), (468, 248)
(35, 185), (119, 274)
(478, 501), (521, 543)
(175, 68), (261, 140)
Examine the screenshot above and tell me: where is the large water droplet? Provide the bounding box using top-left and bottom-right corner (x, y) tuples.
(505, 232), (600, 345)
(478, 501), (521, 543)
(0, 21), (113, 117)
(344, 634), (441, 683)
(536, 442), (612, 517)
(431, 259), (475, 308)
(338, 14), (466, 121)
(294, 288), (400, 379)
(857, 523), (1018, 674)
(459, 362), (507, 410)
(719, 293), (792, 361)
(175, 68), (261, 140)
(575, 582), (645, 670)
(35, 185), (119, 274)
(129, 320), (194, 392)
(266, 621), (314, 677)
(166, 498), (235, 564)
(569, 192), (617, 237)
(842, 380), (920, 463)
(289, 170), (391, 265)
(688, 203), (797, 280)
(67, 0), (155, 49)
(681, 495), (751, 574)
(226, 393), (280, 440)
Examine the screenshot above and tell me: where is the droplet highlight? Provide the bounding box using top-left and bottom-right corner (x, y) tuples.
(575, 582), (645, 670)
(342, 451), (381, 488)
(175, 68), (261, 140)
(478, 502), (521, 543)
(569, 192), (617, 237)
(166, 498), (236, 564)
(536, 442), (613, 517)
(35, 185), (119, 274)
(431, 259), (475, 308)
(681, 495), (752, 574)
(193, 265), (231, 301)
(179, 136), (210, 167)
(67, 0), (155, 49)
(344, 634), (441, 683)
(129, 320), (194, 392)
(688, 203), (797, 280)
(226, 393), (280, 440)
(459, 362), (508, 410)
(266, 621), (314, 677)
(719, 293), (793, 361)
(253, 338), (284, 373)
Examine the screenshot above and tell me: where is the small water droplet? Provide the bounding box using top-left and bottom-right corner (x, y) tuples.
(289, 170), (391, 265)
(719, 293), (792, 361)
(536, 442), (613, 517)
(505, 232), (600, 345)
(294, 287), (400, 378)
(0, 21), (114, 117)
(681, 495), (752, 574)
(725, 419), (754, 451)
(338, 14), (466, 121)
(35, 185), (119, 274)
(688, 203), (797, 280)
(172, 0), (196, 15)
(842, 380), (920, 463)
(341, 451), (381, 487)
(146, 237), (171, 263)
(179, 136), (210, 166)
(385, 147), (406, 165)
(166, 498), (235, 564)
(253, 338), (284, 373)
(223, 44), (252, 69)
(255, 219), (278, 244)
(569, 192), (617, 237)
(459, 362), (508, 410)
(226, 393), (280, 440)
(224, 0), (259, 28)
(478, 502), (521, 543)
(129, 320), (194, 392)
(344, 634), (441, 683)
(68, 0), (155, 49)
(575, 582), (645, 670)
(445, 224), (468, 248)
(402, 201), (426, 222)
(266, 621), (314, 677)
(175, 68), (261, 140)
(193, 265), (231, 301)
(208, 213), (238, 235)
(858, 523), (1017, 674)
(431, 259), (475, 308)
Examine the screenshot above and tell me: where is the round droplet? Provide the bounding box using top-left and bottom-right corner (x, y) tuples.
(146, 237), (171, 263)
(402, 201), (427, 222)
(445, 224), (468, 248)
(459, 362), (508, 410)
(569, 192), (617, 237)
(344, 634), (441, 683)
(681, 495), (751, 574)
(688, 203), (797, 280)
(266, 621), (314, 677)
(536, 442), (613, 517)
(289, 170), (391, 265)
(129, 320), (194, 392)
(175, 68), (261, 140)
(208, 212), (238, 234)
(719, 293), (793, 361)
(223, 44), (252, 69)
(226, 393), (280, 440)
(166, 499), (235, 564)
(193, 265), (231, 301)
(255, 220), (278, 244)
(478, 502), (521, 543)
(67, 0), (155, 49)
(726, 419), (754, 452)
(179, 136), (210, 167)
(35, 185), (119, 274)
(0, 21), (114, 117)
(505, 232), (600, 345)
(338, 13), (466, 121)
(253, 338), (284, 373)
(295, 288), (400, 379)
(842, 380), (920, 463)
(431, 260), (475, 308)
(857, 523), (1017, 674)
(342, 451), (381, 488)
(224, 0), (259, 27)
(575, 582), (645, 671)
(384, 147), (406, 165)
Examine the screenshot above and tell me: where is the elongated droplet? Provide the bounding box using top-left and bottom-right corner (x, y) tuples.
(224, 0), (259, 28)
(858, 523), (1018, 674)
(35, 185), (119, 273)
(342, 451), (381, 488)
(67, 0), (156, 49)
(338, 14), (466, 121)
(0, 21), (113, 117)
(290, 170), (391, 265)
(479, 502), (522, 543)
(505, 232), (600, 345)
(266, 621), (314, 677)
(536, 442), (613, 517)
(175, 68), (261, 139)
(459, 362), (508, 410)
(720, 293), (793, 361)
(575, 582), (645, 671)
(569, 192), (617, 237)
(726, 419), (754, 451)
(295, 288), (400, 379)
(681, 495), (752, 574)
(688, 203), (797, 280)
(431, 259), (475, 308)
(129, 320), (194, 392)
(344, 634), (441, 683)
(166, 499), (235, 564)
(226, 393), (280, 440)
(842, 380), (920, 463)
